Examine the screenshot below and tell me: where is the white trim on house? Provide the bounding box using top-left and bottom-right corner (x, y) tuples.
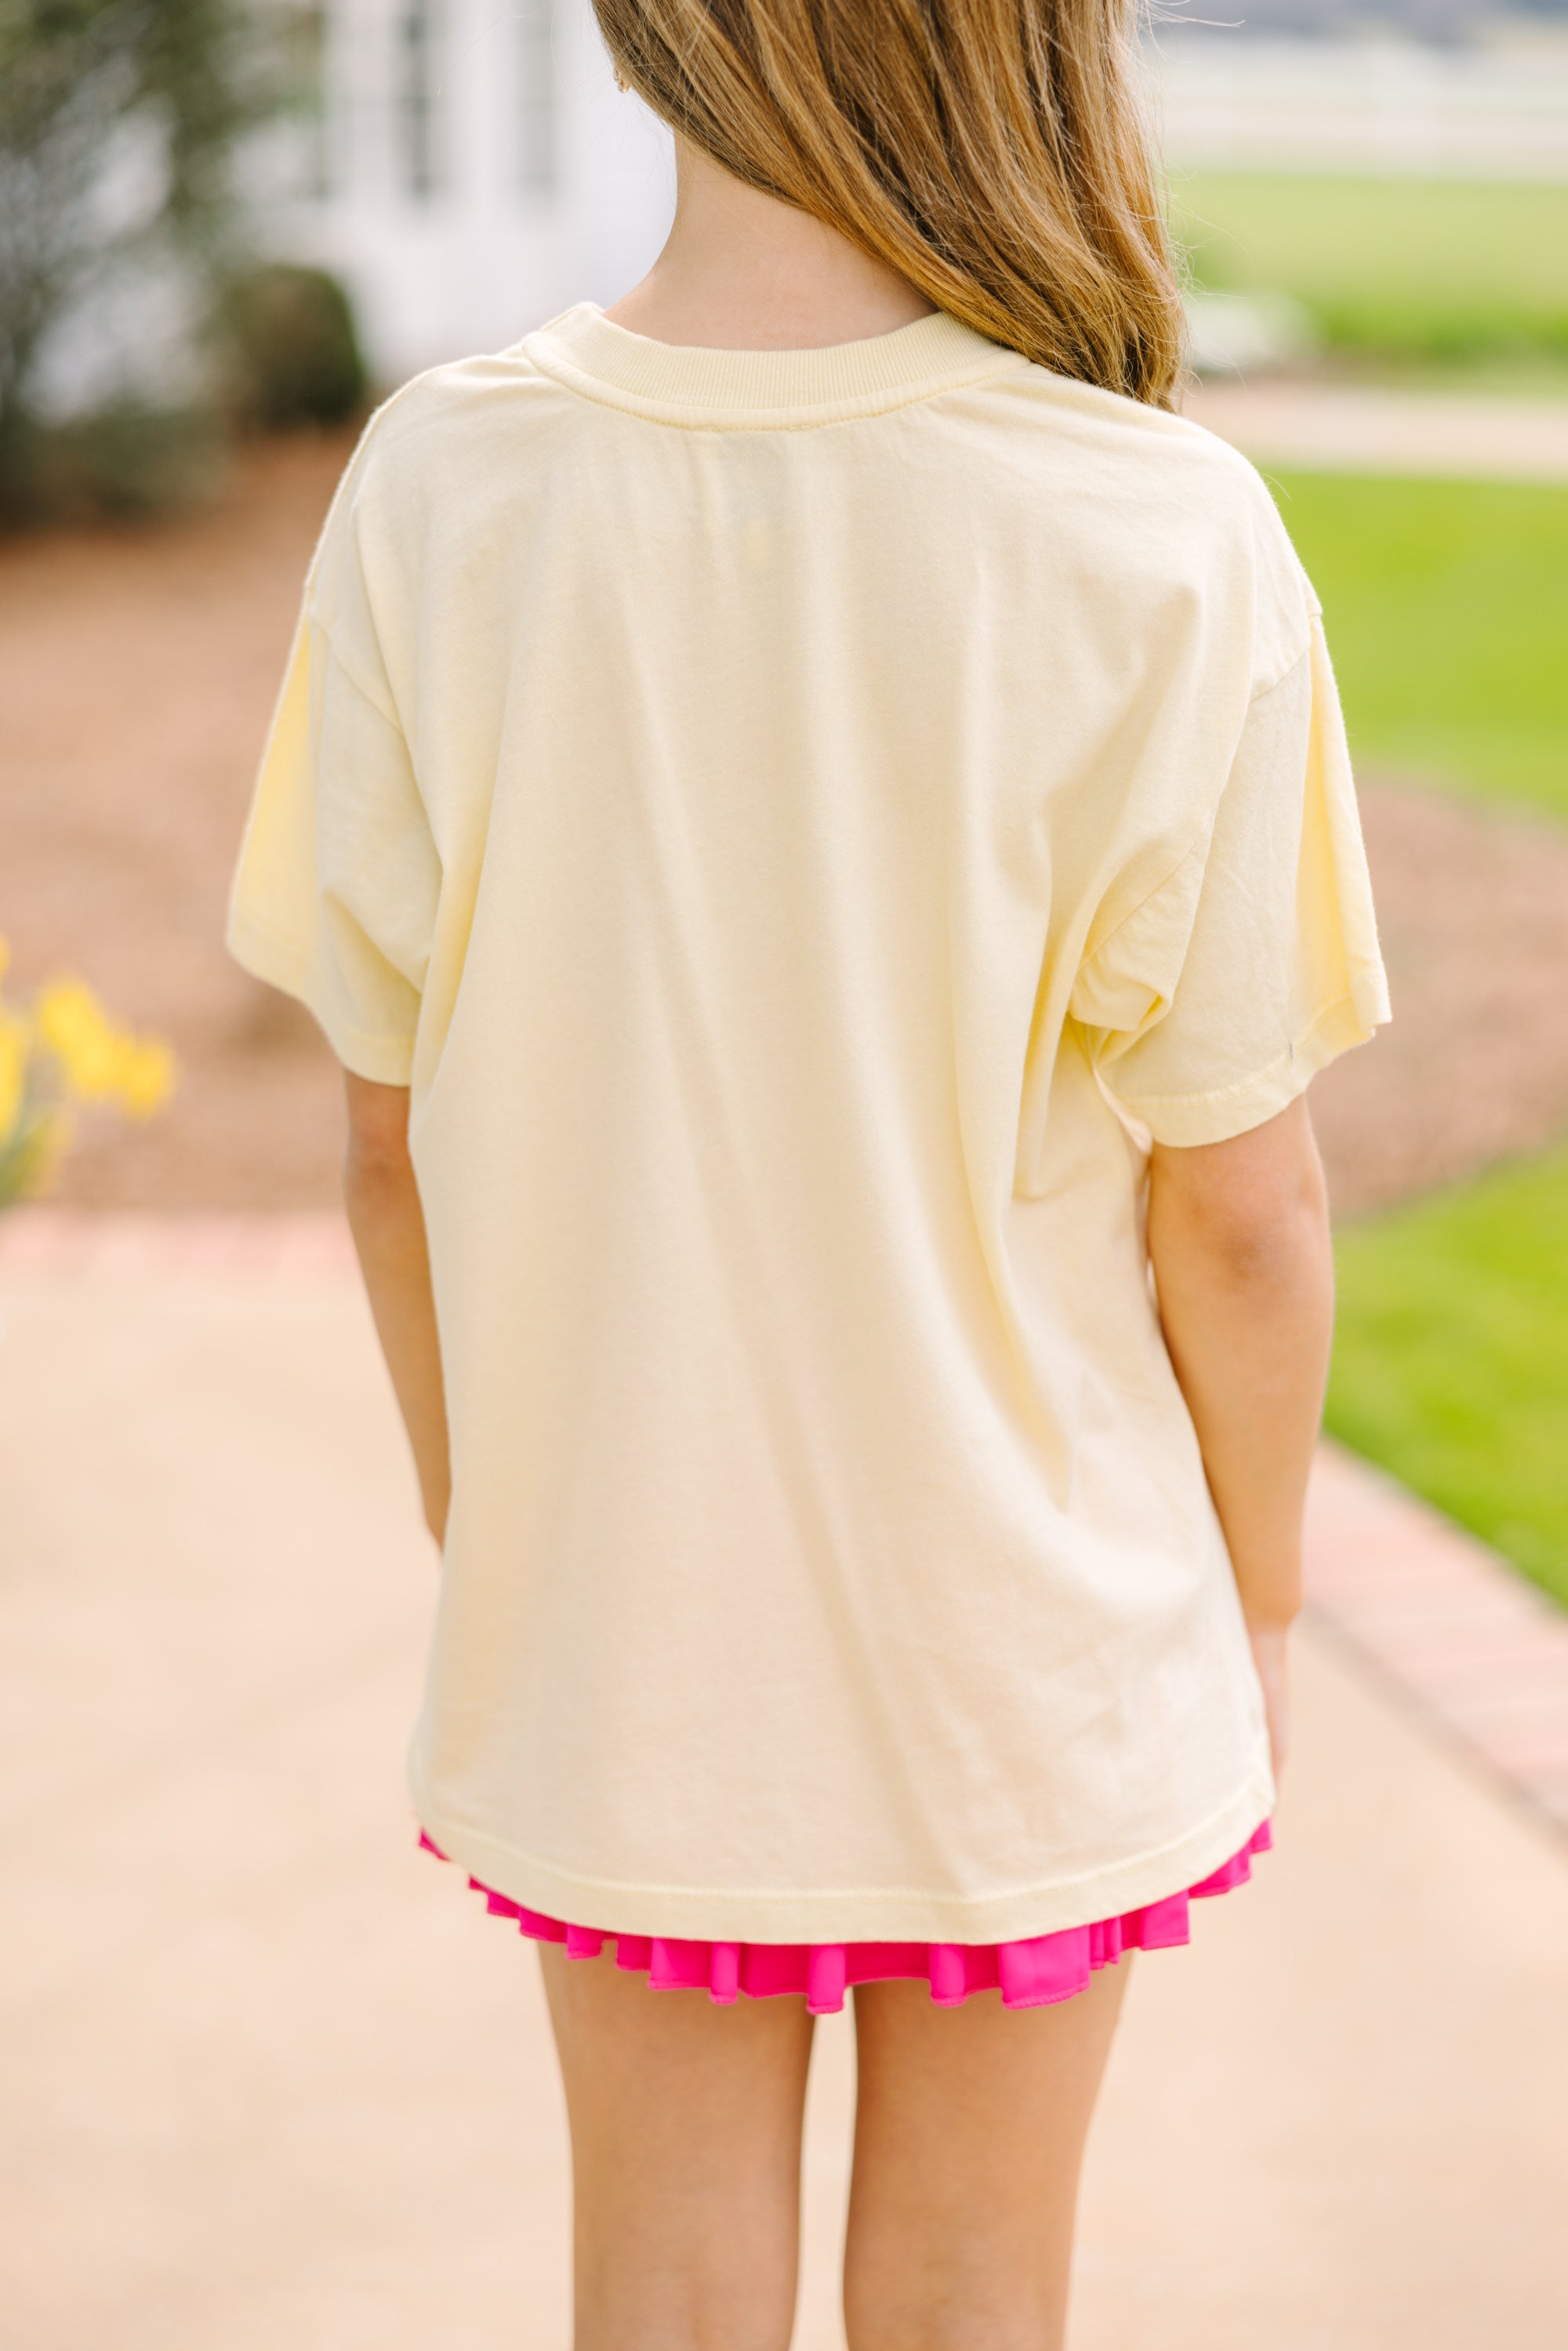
(262, 0), (675, 385)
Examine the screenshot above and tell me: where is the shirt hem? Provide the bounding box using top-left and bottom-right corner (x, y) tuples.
(1124, 978), (1390, 1149)
(227, 908), (417, 1087)
(407, 1758), (1275, 1946)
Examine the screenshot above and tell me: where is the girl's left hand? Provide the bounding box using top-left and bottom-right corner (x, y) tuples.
(1247, 1617), (1293, 1782)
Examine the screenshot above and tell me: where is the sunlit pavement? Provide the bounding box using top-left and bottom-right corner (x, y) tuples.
(3, 1214), (1566, 2350)
(1185, 379), (1568, 484)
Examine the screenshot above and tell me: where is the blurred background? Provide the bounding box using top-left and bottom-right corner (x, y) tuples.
(2, 2), (1566, 2345)
(4, 0), (1566, 1609)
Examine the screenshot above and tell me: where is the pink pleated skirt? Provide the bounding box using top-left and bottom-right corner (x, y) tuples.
(419, 1818), (1272, 2015)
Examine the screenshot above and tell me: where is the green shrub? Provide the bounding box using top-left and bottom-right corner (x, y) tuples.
(218, 263), (367, 430)
(0, 0), (283, 527)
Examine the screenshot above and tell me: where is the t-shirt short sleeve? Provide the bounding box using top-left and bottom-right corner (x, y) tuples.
(1070, 614), (1391, 1148)
(227, 522), (439, 1087)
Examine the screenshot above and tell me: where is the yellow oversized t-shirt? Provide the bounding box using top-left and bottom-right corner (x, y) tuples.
(229, 304), (1388, 1943)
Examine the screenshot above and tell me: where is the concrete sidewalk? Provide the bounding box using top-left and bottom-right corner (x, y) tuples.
(1184, 379), (1568, 484)
(2, 1224), (1566, 2349)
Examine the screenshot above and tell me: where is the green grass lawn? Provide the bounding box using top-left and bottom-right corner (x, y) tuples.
(1252, 473), (1568, 1603)
(1171, 172), (1568, 368)
(1269, 472), (1568, 819)
(1328, 1146), (1568, 1609)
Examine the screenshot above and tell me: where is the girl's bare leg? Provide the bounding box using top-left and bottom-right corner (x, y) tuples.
(539, 1944), (816, 2351)
(843, 1958), (1131, 2351)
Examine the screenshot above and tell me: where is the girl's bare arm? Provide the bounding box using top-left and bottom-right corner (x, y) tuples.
(343, 1073), (451, 1546)
(1145, 1095), (1335, 1772)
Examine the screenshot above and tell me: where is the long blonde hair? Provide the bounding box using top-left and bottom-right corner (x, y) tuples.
(593, 0), (1184, 408)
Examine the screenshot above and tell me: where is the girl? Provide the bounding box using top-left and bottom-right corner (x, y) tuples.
(229, 2), (1388, 2342)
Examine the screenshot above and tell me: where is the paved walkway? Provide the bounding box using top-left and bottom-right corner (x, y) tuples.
(1184, 379), (1568, 484)
(2, 1215), (1566, 2349)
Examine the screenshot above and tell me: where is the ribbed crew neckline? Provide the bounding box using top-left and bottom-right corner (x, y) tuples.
(524, 301), (1028, 423)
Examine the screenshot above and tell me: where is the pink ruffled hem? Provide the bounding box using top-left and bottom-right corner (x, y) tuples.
(419, 1819), (1272, 2015)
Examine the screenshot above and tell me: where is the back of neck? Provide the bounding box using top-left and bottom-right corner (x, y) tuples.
(605, 137), (937, 354)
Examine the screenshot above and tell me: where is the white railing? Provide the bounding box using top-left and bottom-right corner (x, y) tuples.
(1146, 31), (1568, 182)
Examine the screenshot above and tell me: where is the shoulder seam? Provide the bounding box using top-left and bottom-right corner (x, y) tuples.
(1250, 630), (1314, 706)
(1077, 831), (1209, 982)
(1078, 626), (1316, 981)
(296, 365), (439, 600)
(299, 611), (405, 736)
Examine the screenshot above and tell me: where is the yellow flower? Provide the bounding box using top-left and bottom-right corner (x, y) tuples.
(0, 959), (175, 1208)
(36, 979), (125, 1100)
(0, 1014), (25, 1139)
(117, 1036), (176, 1117)
(32, 980), (176, 1112)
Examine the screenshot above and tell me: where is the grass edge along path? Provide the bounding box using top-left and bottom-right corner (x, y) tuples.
(1328, 1140), (1568, 1613)
(1276, 466), (1568, 1612)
